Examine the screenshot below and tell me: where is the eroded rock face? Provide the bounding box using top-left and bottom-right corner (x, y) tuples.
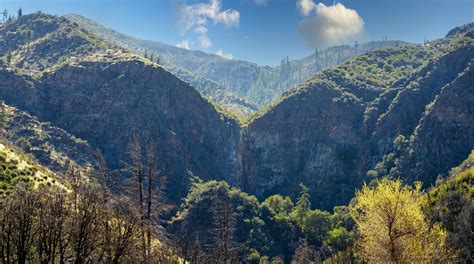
(1, 13), (473, 209)
(3, 52), (239, 201)
(237, 37), (474, 209)
(40, 53), (240, 199)
(1, 14), (241, 201)
(239, 82), (368, 209)
(408, 62), (474, 184)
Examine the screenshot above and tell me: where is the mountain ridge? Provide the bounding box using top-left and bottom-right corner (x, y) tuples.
(1, 12), (473, 210)
(65, 13), (413, 115)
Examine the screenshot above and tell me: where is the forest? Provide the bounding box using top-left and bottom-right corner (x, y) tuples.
(0, 4), (473, 263)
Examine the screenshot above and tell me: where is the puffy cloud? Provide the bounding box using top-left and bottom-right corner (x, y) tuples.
(178, 0), (238, 50)
(199, 35), (212, 48)
(298, 2), (364, 49)
(215, 49), (233, 59)
(179, 0), (239, 31)
(297, 0), (316, 16)
(176, 40), (191, 49)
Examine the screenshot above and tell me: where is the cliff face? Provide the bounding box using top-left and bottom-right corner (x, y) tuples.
(0, 14), (240, 201)
(239, 32), (474, 209)
(37, 52), (240, 199)
(239, 81), (367, 209)
(408, 60), (474, 183)
(1, 13), (473, 209)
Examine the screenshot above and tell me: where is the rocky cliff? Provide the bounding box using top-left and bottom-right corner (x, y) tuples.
(65, 14), (410, 113)
(239, 30), (474, 209)
(1, 13), (472, 209)
(0, 13), (240, 202)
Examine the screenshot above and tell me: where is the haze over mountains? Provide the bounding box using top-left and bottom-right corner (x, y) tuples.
(0, 9), (473, 263)
(1, 11), (473, 208)
(65, 14), (411, 116)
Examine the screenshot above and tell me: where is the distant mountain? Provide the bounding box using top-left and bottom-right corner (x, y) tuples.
(2, 12), (473, 211)
(64, 13), (258, 116)
(65, 14), (412, 114)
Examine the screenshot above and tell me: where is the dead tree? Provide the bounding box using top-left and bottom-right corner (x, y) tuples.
(205, 193), (239, 264)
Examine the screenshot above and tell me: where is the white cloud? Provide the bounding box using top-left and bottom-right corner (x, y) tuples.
(179, 0), (239, 31)
(215, 49), (233, 59)
(178, 0), (238, 52)
(199, 35), (212, 48)
(298, 2), (364, 49)
(297, 0), (316, 16)
(176, 40), (191, 49)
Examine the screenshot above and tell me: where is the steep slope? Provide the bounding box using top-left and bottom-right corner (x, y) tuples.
(0, 139), (65, 198)
(240, 31), (474, 209)
(3, 103), (97, 174)
(425, 150), (473, 261)
(407, 56), (474, 182)
(2, 12), (472, 212)
(64, 13), (258, 116)
(0, 13), (240, 201)
(65, 14), (409, 111)
(0, 12), (108, 75)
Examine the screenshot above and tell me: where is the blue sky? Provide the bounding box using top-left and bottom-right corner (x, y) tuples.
(1, 0), (472, 66)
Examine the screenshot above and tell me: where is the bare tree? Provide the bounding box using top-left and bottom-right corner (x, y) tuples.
(291, 240), (321, 264)
(206, 193), (239, 264)
(35, 187), (70, 264)
(0, 184), (40, 264)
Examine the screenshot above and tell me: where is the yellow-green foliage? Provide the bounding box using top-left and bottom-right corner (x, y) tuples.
(262, 194), (294, 217)
(425, 151), (473, 261)
(430, 167), (473, 206)
(0, 142), (62, 198)
(449, 149), (474, 176)
(350, 178), (449, 263)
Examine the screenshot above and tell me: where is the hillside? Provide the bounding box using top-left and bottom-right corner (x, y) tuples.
(2, 103), (97, 173)
(0, 139), (64, 198)
(0, 9), (473, 263)
(0, 12), (109, 75)
(1, 12), (473, 211)
(239, 30), (474, 209)
(0, 13), (240, 202)
(65, 14), (410, 113)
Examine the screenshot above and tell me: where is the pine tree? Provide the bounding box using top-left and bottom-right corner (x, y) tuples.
(2, 9), (8, 23)
(17, 8), (22, 18)
(291, 183), (311, 226)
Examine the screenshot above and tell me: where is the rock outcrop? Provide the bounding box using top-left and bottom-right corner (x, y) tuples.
(1, 13), (473, 209)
